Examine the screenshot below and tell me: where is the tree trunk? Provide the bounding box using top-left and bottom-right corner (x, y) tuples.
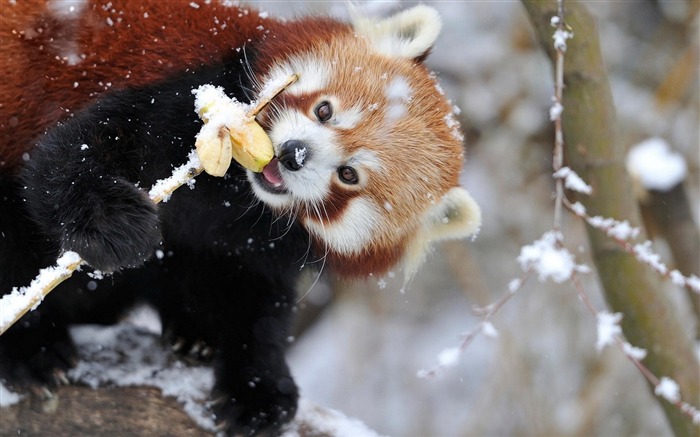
(520, 2), (700, 436)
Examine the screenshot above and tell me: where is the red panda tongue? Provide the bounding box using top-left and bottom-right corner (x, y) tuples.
(262, 157), (284, 188)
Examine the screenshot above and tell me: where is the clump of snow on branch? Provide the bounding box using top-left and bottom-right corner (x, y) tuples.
(553, 167), (592, 195)
(147, 150), (201, 202)
(626, 137), (687, 192)
(595, 311), (622, 352)
(622, 342), (647, 361)
(517, 231), (589, 283)
(481, 321), (499, 338)
(586, 215), (641, 241)
(548, 100), (563, 121)
(568, 200), (700, 294)
(437, 347), (461, 368)
(192, 84), (250, 137)
(552, 26), (573, 52)
(654, 377), (681, 404)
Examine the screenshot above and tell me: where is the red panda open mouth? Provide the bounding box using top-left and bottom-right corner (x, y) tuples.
(256, 157), (288, 194)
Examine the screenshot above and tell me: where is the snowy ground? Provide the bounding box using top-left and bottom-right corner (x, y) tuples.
(2, 1), (697, 436)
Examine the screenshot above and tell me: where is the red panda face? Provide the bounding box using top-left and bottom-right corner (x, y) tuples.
(248, 6), (481, 278)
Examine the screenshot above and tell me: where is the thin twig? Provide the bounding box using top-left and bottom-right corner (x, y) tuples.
(551, 0), (567, 233)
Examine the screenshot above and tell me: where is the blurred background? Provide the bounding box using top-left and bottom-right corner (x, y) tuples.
(246, 1), (698, 436)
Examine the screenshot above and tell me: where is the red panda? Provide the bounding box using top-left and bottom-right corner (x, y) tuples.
(0, 1), (480, 435)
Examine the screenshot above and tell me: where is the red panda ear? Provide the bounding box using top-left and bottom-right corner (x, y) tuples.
(403, 187), (481, 279)
(352, 5), (442, 62)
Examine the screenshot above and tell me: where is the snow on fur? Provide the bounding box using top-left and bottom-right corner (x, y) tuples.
(517, 231), (589, 283)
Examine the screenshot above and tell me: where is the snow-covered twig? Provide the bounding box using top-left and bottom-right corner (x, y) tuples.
(417, 270), (531, 378)
(569, 273), (700, 424)
(565, 199), (700, 294)
(0, 252), (83, 335)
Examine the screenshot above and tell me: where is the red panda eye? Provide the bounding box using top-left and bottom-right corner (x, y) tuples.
(314, 101), (333, 123)
(338, 166), (358, 184)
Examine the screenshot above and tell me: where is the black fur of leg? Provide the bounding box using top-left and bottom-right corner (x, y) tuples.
(158, 233), (306, 435)
(20, 118), (163, 272)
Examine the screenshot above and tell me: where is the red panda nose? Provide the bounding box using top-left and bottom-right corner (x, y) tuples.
(278, 140), (308, 171)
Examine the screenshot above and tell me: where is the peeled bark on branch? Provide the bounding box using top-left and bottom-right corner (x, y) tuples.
(520, 1), (699, 436)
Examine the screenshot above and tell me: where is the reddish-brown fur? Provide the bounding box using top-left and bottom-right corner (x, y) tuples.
(254, 29), (465, 276)
(1, 0), (283, 171)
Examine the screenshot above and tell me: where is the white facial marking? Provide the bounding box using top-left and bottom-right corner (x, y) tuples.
(265, 54), (330, 96)
(347, 150), (384, 173)
(250, 109), (341, 208)
(303, 197), (380, 255)
(385, 76), (412, 122)
(331, 106), (364, 130)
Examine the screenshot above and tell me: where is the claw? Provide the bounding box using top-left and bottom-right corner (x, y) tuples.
(30, 385), (54, 400)
(29, 386), (59, 413)
(171, 337), (186, 353)
(188, 340), (203, 356)
(214, 419), (230, 433)
(200, 346), (214, 360)
(209, 394), (228, 407)
(52, 369), (70, 386)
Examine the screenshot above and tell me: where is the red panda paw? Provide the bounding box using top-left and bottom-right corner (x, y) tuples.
(60, 181), (161, 272)
(213, 374), (299, 436)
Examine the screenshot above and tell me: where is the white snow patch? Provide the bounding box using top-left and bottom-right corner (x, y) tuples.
(654, 377), (680, 404)
(587, 216), (641, 241)
(437, 347), (461, 367)
(553, 167), (592, 195)
(622, 342), (647, 361)
(281, 399), (385, 437)
(444, 112), (464, 141)
(385, 77), (412, 122)
(68, 323), (216, 431)
(570, 201), (587, 216)
(549, 101), (563, 121)
(633, 241), (668, 275)
(507, 278), (522, 293)
(552, 28), (573, 52)
(482, 321), (499, 338)
(0, 382), (23, 407)
(517, 231), (584, 283)
(147, 150), (201, 202)
(595, 311), (622, 352)
(626, 137), (687, 191)
(294, 147), (307, 167)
